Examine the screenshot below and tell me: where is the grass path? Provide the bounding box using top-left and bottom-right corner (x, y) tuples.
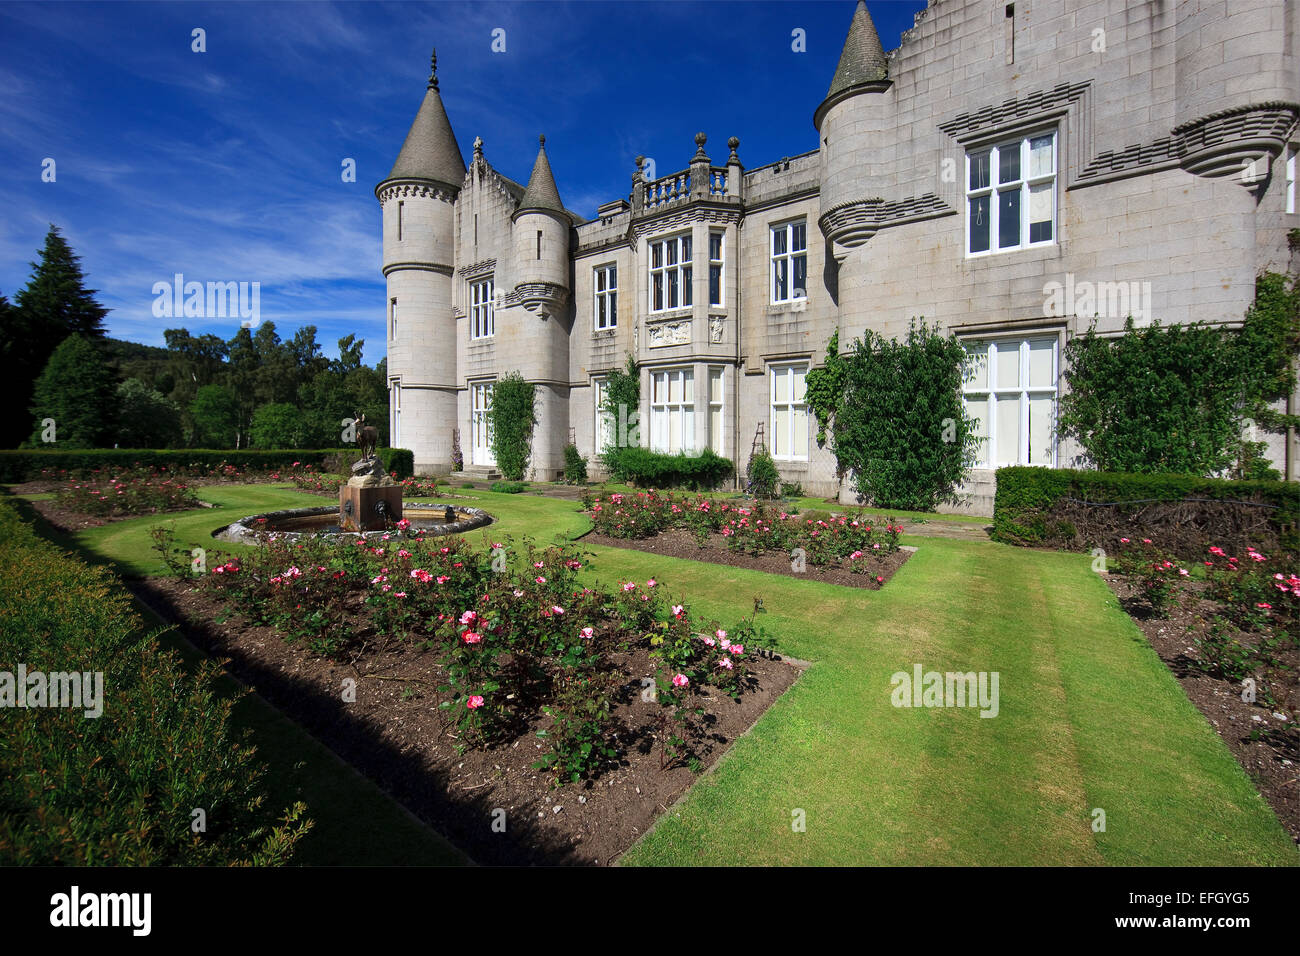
(598, 538), (1295, 865)
(15, 483), (1295, 865)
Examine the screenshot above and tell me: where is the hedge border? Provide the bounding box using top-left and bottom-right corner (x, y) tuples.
(991, 466), (1299, 554)
(0, 447), (415, 482)
(602, 447), (734, 491)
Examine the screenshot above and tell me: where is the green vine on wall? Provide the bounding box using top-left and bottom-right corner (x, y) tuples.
(805, 320), (979, 511)
(1058, 271), (1299, 479)
(488, 372), (537, 481)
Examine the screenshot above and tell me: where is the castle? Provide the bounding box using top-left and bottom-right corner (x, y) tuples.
(376, 0), (1299, 512)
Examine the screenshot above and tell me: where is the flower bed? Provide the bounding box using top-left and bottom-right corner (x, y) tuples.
(582, 490), (908, 588)
(53, 474), (201, 518)
(1105, 537), (1299, 841)
(144, 527), (800, 863)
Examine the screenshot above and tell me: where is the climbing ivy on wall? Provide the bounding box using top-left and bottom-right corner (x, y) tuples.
(1058, 272), (1300, 479)
(598, 353), (639, 470)
(488, 372), (537, 481)
(806, 321), (980, 511)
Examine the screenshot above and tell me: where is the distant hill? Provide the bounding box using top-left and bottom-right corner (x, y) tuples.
(102, 337), (174, 395)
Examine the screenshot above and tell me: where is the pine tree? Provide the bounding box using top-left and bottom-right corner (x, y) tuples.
(15, 225), (109, 340)
(6, 226), (110, 448)
(28, 334), (117, 448)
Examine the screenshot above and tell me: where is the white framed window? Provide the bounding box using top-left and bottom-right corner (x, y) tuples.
(594, 264), (617, 330)
(1287, 144), (1296, 215)
(389, 297), (397, 341)
(961, 336), (1057, 467)
(708, 366), (724, 455)
(708, 231), (724, 307)
(649, 367), (694, 453)
(966, 131), (1056, 256)
(390, 378), (401, 449)
(649, 234), (692, 313)
(769, 363), (808, 461)
(470, 381), (495, 465)
(770, 220), (808, 304)
(470, 278), (494, 339)
(593, 376), (615, 453)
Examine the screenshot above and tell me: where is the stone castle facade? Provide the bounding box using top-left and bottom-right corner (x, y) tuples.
(376, 0), (1299, 512)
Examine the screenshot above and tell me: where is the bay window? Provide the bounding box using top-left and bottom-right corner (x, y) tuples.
(649, 234), (692, 312)
(650, 367), (694, 453)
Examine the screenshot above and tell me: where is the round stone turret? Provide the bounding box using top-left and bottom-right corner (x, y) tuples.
(512, 135), (572, 319)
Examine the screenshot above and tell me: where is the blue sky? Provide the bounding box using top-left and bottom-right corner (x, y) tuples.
(0, 0), (926, 363)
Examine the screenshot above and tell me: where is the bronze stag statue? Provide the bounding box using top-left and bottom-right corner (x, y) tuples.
(355, 412), (379, 461)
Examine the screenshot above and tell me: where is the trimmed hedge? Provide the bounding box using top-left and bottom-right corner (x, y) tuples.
(603, 446), (734, 491)
(992, 466), (1299, 558)
(0, 495), (310, 864)
(0, 447), (415, 482)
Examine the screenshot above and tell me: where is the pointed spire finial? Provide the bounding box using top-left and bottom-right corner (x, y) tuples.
(539, 134), (546, 148)
(428, 48), (439, 91)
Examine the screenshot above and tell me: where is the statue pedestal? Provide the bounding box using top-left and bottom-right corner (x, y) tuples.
(339, 481), (403, 532)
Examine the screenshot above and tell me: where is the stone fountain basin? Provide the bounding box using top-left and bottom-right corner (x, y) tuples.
(215, 502), (492, 545)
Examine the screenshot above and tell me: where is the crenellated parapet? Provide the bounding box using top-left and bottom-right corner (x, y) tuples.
(376, 180), (459, 207)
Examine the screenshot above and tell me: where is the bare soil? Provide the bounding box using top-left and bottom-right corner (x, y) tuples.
(583, 527), (912, 590)
(1106, 574), (1299, 845)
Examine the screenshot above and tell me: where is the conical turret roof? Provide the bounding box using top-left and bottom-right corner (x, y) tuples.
(826, 1), (888, 98)
(516, 136), (565, 215)
(384, 50), (466, 187)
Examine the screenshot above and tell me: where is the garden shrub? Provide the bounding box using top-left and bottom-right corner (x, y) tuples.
(487, 372), (537, 481)
(563, 444), (588, 484)
(490, 481), (527, 494)
(603, 446), (733, 490)
(0, 496), (310, 864)
(780, 481), (803, 499)
(992, 466), (1299, 559)
(746, 446), (780, 499)
(806, 321), (979, 511)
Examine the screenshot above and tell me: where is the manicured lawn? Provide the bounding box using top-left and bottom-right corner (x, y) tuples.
(18, 482), (1296, 865)
(610, 539), (1295, 865)
(10, 483), (592, 578)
